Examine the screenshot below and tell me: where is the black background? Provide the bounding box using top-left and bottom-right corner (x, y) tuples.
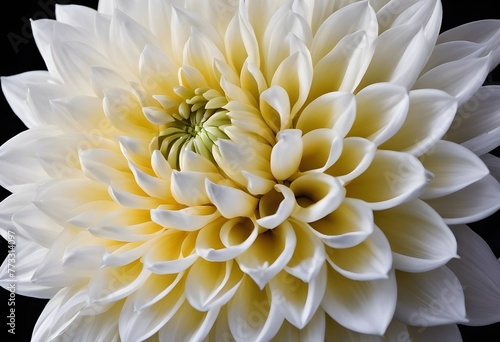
(0, 1), (499, 341)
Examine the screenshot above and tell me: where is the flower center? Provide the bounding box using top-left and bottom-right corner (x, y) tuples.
(159, 87), (230, 169)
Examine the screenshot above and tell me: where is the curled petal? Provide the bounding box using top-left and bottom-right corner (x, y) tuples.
(291, 173), (345, 222)
(308, 198), (374, 249)
(299, 129), (342, 174)
(325, 226), (392, 281)
(151, 204), (220, 231)
(185, 259), (243, 311)
(257, 184), (296, 229)
(227, 276), (284, 342)
(197, 217), (258, 261)
(270, 129), (303, 180)
(237, 221), (297, 289)
(205, 180), (259, 219)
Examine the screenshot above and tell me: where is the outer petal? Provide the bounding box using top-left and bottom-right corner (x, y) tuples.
(448, 225), (500, 326)
(395, 267), (467, 326)
(419, 141), (490, 199)
(425, 175), (500, 224)
(374, 200), (457, 273)
(322, 267), (397, 335)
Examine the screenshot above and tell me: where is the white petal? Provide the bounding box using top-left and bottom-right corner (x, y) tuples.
(270, 265), (327, 329)
(296, 92), (356, 137)
(349, 83), (409, 146)
(326, 137), (377, 183)
(408, 324), (463, 342)
(227, 277), (284, 342)
(259, 85), (291, 133)
(151, 205), (220, 231)
(285, 220), (326, 283)
(346, 150), (428, 210)
(291, 173), (345, 222)
(446, 86), (500, 143)
(325, 226), (392, 281)
(118, 277), (185, 342)
(395, 267), (467, 326)
(205, 180), (258, 219)
(197, 217), (258, 262)
(87, 261), (151, 304)
(481, 153), (500, 182)
(185, 259), (243, 311)
(322, 267), (397, 335)
(130, 272), (184, 312)
(237, 221), (296, 289)
(421, 140), (490, 199)
(437, 19), (500, 72)
(448, 225), (500, 326)
(270, 129), (303, 180)
(381, 89), (457, 156)
(375, 200), (457, 273)
(158, 301), (219, 342)
(1, 71), (54, 127)
(325, 314), (384, 341)
(257, 184), (296, 229)
(425, 175), (500, 224)
(309, 198), (374, 249)
(359, 25), (429, 89)
(414, 56), (490, 106)
(143, 231), (198, 274)
(299, 129), (342, 174)
(0, 237), (57, 298)
(56, 4), (98, 29)
(171, 170), (217, 206)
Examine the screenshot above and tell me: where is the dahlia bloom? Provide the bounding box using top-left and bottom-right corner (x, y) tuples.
(1, 0), (500, 340)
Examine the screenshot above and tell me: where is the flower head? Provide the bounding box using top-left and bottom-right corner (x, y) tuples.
(2, 0), (500, 341)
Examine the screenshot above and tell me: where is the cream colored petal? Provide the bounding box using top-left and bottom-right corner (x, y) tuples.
(225, 9), (260, 72)
(11, 203), (62, 248)
(448, 225), (500, 326)
(180, 149), (218, 173)
(358, 25), (428, 89)
(326, 137), (377, 183)
(158, 301), (219, 342)
(296, 92), (356, 137)
(291, 173), (345, 222)
(420, 141), (489, 199)
(171, 170), (220, 206)
(308, 198), (374, 249)
(285, 219), (326, 283)
(381, 89), (457, 156)
(127, 160), (171, 200)
(151, 204), (220, 231)
(196, 217), (258, 261)
(118, 276), (185, 342)
(257, 184), (296, 229)
(395, 267), (467, 326)
(374, 199), (457, 273)
(322, 267), (397, 335)
(101, 240), (155, 267)
(87, 261), (151, 305)
(237, 221), (296, 289)
(242, 170), (276, 196)
(89, 66), (134, 98)
(108, 180), (162, 209)
(311, 1), (377, 64)
(270, 129), (303, 181)
(325, 226), (392, 281)
(259, 85), (291, 133)
(205, 180), (258, 219)
(325, 314), (384, 342)
(414, 56), (490, 106)
(227, 276), (284, 342)
(61, 232), (107, 276)
(142, 231), (198, 274)
(425, 175), (500, 225)
(270, 265), (326, 329)
(185, 259), (243, 311)
(349, 83), (409, 146)
(299, 128), (342, 174)
(346, 150), (428, 210)
(139, 44), (179, 96)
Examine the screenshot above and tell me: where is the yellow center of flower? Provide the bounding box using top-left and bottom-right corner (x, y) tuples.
(158, 87), (230, 169)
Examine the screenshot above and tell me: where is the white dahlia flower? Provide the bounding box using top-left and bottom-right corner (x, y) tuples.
(2, 0), (500, 341)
